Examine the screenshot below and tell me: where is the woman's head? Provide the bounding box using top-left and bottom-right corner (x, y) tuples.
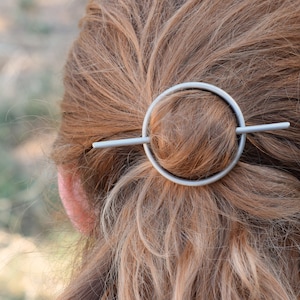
(52, 0), (300, 299)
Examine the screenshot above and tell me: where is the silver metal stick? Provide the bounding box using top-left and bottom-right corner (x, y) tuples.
(236, 122), (290, 134)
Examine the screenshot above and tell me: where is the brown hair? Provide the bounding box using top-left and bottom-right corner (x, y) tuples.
(52, 0), (300, 299)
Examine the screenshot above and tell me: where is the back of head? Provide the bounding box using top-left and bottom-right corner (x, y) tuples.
(52, 0), (300, 299)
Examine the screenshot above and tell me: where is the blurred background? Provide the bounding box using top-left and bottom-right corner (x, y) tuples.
(0, 0), (86, 298)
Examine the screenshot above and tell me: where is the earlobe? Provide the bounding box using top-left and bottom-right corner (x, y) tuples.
(57, 167), (95, 234)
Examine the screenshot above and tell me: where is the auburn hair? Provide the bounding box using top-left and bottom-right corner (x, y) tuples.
(52, 0), (300, 299)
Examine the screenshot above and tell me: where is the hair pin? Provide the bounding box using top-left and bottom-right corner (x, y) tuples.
(93, 122), (289, 149)
(92, 82), (290, 186)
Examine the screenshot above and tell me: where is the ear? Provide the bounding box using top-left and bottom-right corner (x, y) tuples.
(57, 167), (95, 234)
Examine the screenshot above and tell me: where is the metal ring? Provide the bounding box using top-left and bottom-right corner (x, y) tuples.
(142, 82), (246, 186)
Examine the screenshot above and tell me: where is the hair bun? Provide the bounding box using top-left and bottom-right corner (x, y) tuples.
(149, 89), (239, 181)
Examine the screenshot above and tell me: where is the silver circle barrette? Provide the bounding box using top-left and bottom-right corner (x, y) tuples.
(92, 82), (290, 187)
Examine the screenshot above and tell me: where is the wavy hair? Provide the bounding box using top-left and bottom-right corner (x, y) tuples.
(52, 0), (300, 299)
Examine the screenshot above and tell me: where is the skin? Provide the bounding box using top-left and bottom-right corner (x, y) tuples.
(57, 167), (95, 234)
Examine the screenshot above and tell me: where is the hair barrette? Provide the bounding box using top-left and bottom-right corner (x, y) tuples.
(92, 82), (290, 187)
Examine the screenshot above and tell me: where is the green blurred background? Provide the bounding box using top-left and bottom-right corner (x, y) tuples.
(0, 0), (85, 298)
